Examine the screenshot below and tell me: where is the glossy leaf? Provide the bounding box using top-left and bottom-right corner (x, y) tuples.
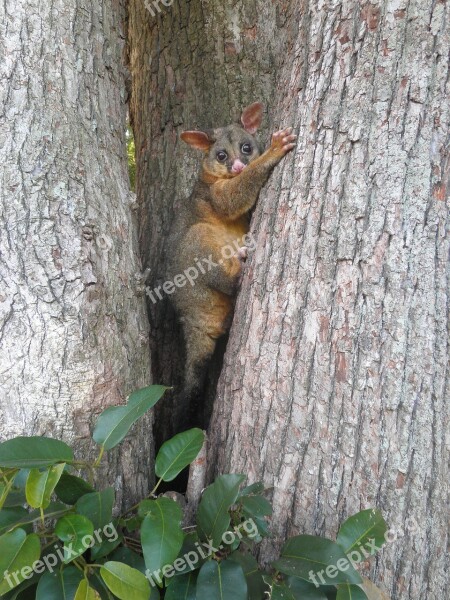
(5, 502), (69, 534)
(229, 551), (267, 599)
(197, 474), (245, 547)
(141, 497), (184, 576)
(54, 472), (95, 505)
(336, 509), (387, 557)
(109, 547), (146, 574)
(336, 583), (369, 600)
(252, 516), (270, 539)
(55, 514), (94, 562)
(0, 530), (41, 595)
(165, 572), (197, 600)
(2, 470), (28, 508)
(238, 482), (265, 497)
(93, 385), (168, 451)
(171, 532), (206, 576)
(25, 463), (65, 509)
(286, 576), (329, 599)
(2, 488), (27, 508)
(1, 577), (38, 599)
(100, 561), (151, 600)
(240, 495), (273, 519)
(0, 507), (29, 536)
(90, 521), (122, 561)
(0, 438), (73, 469)
(268, 581), (296, 600)
(36, 566), (84, 600)
(74, 579), (101, 600)
(197, 560), (247, 600)
(75, 488), (114, 530)
(89, 569), (133, 600)
(0, 471), (18, 510)
(273, 535), (362, 586)
(155, 429), (204, 482)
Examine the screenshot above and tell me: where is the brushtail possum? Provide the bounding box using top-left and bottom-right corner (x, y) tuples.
(167, 102), (297, 400)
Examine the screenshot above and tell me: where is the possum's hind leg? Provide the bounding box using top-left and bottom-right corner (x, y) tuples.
(181, 291), (233, 426)
(183, 323), (217, 400)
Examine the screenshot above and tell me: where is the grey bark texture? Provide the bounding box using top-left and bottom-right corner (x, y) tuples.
(130, 0), (449, 598)
(208, 2), (449, 599)
(0, 0), (153, 507)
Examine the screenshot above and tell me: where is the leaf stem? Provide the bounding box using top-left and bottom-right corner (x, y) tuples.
(150, 477), (163, 497)
(94, 446), (105, 468)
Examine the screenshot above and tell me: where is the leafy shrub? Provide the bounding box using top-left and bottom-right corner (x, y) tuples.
(0, 386), (387, 599)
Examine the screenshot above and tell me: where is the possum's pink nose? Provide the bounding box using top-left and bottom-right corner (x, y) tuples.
(231, 159), (246, 174)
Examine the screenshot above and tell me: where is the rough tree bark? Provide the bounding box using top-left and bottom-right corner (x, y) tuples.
(206, 2), (449, 599)
(129, 0), (448, 596)
(0, 0), (153, 506)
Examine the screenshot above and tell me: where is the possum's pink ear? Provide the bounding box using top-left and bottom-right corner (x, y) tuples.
(180, 131), (212, 150)
(241, 102), (264, 134)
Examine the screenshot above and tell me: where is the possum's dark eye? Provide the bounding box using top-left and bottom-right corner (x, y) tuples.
(216, 151), (228, 162)
(241, 143), (252, 155)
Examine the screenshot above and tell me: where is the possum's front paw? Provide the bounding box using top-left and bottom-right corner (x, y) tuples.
(270, 127), (297, 157)
(237, 246), (248, 261)
(235, 246), (249, 288)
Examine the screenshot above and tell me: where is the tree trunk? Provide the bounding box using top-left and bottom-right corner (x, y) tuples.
(129, 0), (448, 596)
(0, 0), (153, 506)
(207, 1), (449, 599)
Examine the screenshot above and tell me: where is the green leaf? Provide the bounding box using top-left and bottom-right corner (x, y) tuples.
(5, 503), (69, 535)
(269, 579), (330, 600)
(109, 547), (146, 574)
(286, 576), (328, 599)
(229, 551), (267, 600)
(55, 472), (95, 505)
(1, 577), (38, 599)
(268, 580), (296, 600)
(238, 482), (265, 497)
(0, 438), (74, 469)
(141, 497), (184, 578)
(155, 429), (204, 482)
(0, 471), (19, 510)
(100, 561), (151, 600)
(273, 535), (362, 586)
(336, 509), (387, 558)
(197, 474), (245, 548)
(336, 583), (368, 600)
(11, 469), (29, 489)
(171, 532), (206, 576)
(251, 516), (270, 539)
(2, 471), (28, 508)
(0, 530), (41, 595)
(74, 579), (101, 600)
(25, 463), (65, 509)
(3, 489), (27, 508)
(165, 572), (197, 599)
(55, 514), (94, 562)
(121, 514), (142, 531)
(90, 523), (122, 561)
(36, 566), (84, 600)
(93, 385), (168, 451)
(240, 495), (273, 519)
(89, 570), (121, 600)
(197, 560), (247, 600)
(0, 507), (29, 536)
(75, 488), (114, 530)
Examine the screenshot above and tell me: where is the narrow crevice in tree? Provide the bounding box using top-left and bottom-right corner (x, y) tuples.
(127, 0), (291, 447)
